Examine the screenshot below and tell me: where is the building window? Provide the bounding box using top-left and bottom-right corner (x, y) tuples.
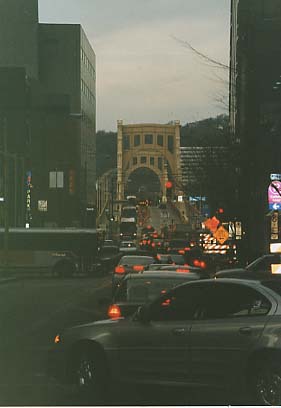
(134, 134), (140, 146)
(158, 157), (162, 170)
(141, 156), (147, 164)
(168, 135), (174, 153)
(49, 171), (64, 188)
(145, 134), (153, 144)
(133, 157), (137, 165)
(123, 134), (130, 150)
(150, 157), (155, 166)
(157, 134), (163, 146)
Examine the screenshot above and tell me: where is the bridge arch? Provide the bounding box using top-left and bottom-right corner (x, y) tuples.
(116, 121), (182, 202)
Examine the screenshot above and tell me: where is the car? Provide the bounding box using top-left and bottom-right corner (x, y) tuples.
(49, 278), (281, 405)
(147, 264), (210, 278)
(119, 241), (137, 253)
(215, 253), (281, 279)
(107, 271), (201, 319)
(156, 253), (186, 265)
(113, 255), (157, 291)
(96, 245), (121, 272)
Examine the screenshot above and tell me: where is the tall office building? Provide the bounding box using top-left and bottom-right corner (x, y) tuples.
(0, 0), (39, 78)
(0, 0), (96, 227)
(230, 0), (281, 259)
(39, 24), (96, 226)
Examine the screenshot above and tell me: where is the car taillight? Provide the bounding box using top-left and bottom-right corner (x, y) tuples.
(184, 247), (191, 251)
(107, 304), (121, 319)
(133, 265), (144, 272)
(151, 242), (155, 248)
(193, 259), (206, 269)
(115, 265), (125, 274)
(178, 249), (185, 255)
(176, 268), (190, 273)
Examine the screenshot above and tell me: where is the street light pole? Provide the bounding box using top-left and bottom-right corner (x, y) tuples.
(2, 117), (9, 268)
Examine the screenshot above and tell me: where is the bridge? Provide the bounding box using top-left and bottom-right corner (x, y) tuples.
(116, 120), (183, 202)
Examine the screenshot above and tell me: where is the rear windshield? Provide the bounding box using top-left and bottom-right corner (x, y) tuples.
(115, 277), (189, 303)
(169, 240), (189, 248)
(120, 256), (155, 265)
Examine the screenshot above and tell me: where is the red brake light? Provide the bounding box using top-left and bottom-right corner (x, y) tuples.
(178, 250), (185, 255)
(143, 240), (147, 245)
(151, 242), (155, 248)
(133, 265), (144, 272)
(176, 268), (190, 273)
(107, 304), (121, 319)
(161, 298), (171, 307)
(115, 265), (125, 274)
(200, 261), (206, 269)
(184, 247), (191, 251)
(193, 259), (200, 267)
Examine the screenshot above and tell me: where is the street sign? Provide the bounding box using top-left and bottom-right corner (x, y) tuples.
(38, 200), (47, 212)
(270, 174), (281, 181)
(271, 211), (279, 240)
(203, 216), (220, 233)
(213, 226), (229, 244)
(268, 181), (281, 209)
(269, 203), (281, 210)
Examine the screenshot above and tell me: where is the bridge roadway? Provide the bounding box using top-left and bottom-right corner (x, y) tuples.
(0, 275), (248, 406)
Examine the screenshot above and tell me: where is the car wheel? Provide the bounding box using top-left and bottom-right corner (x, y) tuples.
(71, 348), (108, 402)
(251, 360), (281, 405)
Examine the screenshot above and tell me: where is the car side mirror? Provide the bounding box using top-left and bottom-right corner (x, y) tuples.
(135, 305), (151, 324)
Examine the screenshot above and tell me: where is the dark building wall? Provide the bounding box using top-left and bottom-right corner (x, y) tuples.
(0, 68), (30, 226)
(38, 24), (96, 226)
(0, 0), (39, 79)
(230, 0), (281, 261)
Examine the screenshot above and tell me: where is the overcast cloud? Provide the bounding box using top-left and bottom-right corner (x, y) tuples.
(39, 0), (230, 131)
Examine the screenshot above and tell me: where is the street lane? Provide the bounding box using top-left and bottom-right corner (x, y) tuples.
(0, 275), (111, 405)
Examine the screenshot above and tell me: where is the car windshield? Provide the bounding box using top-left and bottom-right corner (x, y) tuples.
(119, 256), (155, 265)
(115, 276), (189, 303)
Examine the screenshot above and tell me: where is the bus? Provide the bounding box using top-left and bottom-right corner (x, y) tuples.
(0, 228), (98, 277)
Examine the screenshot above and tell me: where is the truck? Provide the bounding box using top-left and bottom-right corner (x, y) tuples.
(119, 220), (137, 240)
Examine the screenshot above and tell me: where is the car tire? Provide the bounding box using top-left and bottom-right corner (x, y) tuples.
(250, 359), (281, 406)
(71, 347), (108, 403)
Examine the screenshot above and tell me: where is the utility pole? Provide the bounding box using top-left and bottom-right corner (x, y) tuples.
(3, 117), (9, 268)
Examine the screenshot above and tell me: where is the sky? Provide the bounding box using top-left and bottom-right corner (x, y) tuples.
(39, 0), (230, 131)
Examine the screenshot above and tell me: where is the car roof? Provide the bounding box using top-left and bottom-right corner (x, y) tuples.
(123, 271), (201, 280)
